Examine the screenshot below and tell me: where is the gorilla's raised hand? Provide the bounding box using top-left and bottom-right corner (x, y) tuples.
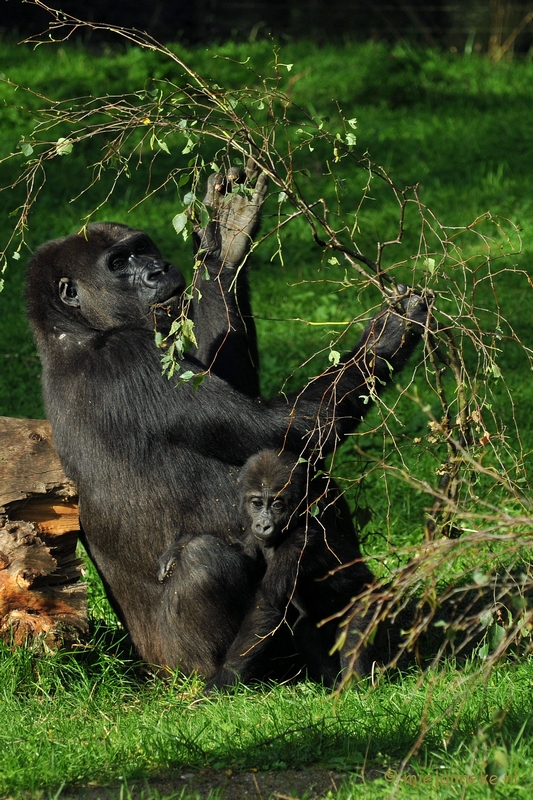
(193, 160), (269, 269)
(360, 285), (431, 372)
(188, 160), (267, 396)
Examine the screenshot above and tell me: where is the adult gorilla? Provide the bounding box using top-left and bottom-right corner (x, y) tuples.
(26, 165), (429, 680)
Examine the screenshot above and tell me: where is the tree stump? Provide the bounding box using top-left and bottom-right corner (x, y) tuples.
(0, 417), (88, 650)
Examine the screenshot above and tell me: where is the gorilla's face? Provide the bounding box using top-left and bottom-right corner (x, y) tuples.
(28, 222), (186, 333)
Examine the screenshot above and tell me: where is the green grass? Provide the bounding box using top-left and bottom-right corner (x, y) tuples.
(2, 36), (533, 798)
(1, 636), (533, 798)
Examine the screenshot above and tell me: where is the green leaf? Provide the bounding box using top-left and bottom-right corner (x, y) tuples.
(347, 118), (358, 129)
(328, 350), (341, 366)
(162, 356), (178, 379)
(55, 137), (73, 156)
(199, 206), (211, 228)
(156, 137), (170, 154)
(192, 373), (206, 392)
(512, 595), (527, 611)
(478, 642), (489, 659)
(20, 142), (34, 157)
(479, 609), (493, 628)
(181, 317), (198, 348)
(168, 319), (181, 336)
(473, 569), (489, 586)
(172, 212), (188, 236)
(174, 337), (185, 360)
(345, 133), (357, 147)
(489, 622), (506, 651)
(182, 136), (196, 155)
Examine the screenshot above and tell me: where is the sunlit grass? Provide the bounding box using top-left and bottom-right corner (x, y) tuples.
(1, 633), (533, 796)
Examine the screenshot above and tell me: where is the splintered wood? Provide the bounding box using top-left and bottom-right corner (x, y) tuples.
(0, 417), (88, 650)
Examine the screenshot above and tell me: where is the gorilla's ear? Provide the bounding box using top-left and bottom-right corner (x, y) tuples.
(58, 277), (80, 308)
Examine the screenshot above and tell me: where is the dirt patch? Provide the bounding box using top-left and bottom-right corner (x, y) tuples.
(63, 768), (363, 799)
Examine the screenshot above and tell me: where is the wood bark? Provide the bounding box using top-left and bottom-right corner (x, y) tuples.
(0, 417), (87, 650)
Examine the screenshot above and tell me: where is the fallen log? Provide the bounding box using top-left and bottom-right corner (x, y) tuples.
(0, 416), (87, 650)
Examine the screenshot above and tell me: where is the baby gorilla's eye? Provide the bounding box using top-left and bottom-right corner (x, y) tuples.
(250, 498), (263, 509)
(271, 500), (285, 511)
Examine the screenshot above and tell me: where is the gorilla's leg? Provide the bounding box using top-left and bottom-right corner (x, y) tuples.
(294, 615), (373, 688)
(157, 534), (259, 676)
(293, 615), (341, 687)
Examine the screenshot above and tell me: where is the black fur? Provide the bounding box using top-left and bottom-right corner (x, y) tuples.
(26, 168), (428, 678)
(204, 450), (374, 689)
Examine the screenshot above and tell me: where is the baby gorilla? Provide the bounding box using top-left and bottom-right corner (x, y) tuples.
(243, 449), (304, 546)
(203, 449), (374, 690)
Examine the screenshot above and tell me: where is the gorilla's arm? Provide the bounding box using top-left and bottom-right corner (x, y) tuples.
(163, 289), (429, 462)
(189, 164), (268, 397)
(49, 287), (428, 473)
(286, 290), (429, 457)
(205, 535), (305, 690)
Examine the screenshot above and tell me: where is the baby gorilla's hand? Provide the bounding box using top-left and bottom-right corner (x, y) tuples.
(156, 542), (184, 583)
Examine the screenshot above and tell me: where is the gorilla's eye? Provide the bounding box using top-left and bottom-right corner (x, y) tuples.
(250, 498), (263, 509)
(136, 242), (148, 255)
(272, 500), (285, 512)
(111, 256), (127, 271)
